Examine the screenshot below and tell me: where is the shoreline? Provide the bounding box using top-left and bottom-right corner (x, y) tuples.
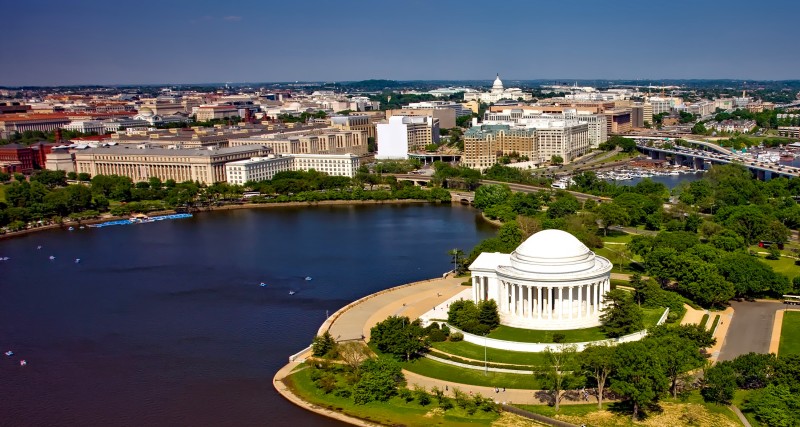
(0, 199), (466, 241)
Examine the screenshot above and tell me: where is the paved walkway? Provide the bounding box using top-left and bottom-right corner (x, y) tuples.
(325, 275), (468, 342)
(680, 304), (734, 363)
(403, 370), (607, 406)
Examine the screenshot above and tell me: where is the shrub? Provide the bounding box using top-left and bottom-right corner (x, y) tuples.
(552, 333), (566, 343)
(428, 328), (447, 342)
(450, 332), (464, 342)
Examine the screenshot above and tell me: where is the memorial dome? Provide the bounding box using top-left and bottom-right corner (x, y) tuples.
(510, 229), (596, 274)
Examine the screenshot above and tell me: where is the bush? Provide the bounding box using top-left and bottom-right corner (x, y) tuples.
(428, 328), (447, 342)
(450, 332), (464, 342)
(766, 247), (781, 260)
(552, 333), (566, 343)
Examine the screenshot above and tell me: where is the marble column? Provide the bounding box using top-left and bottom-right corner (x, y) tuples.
(568, 286), (574, 320)
(536, 286), (542, 319)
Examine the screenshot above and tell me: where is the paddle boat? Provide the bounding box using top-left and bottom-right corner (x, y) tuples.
(19, 360), (26, 366)
(289, 290), (296, 295)
(259, 282), (267, 287)
(4, 351), (12, 357)
(305, 276), (313, 281)
(49, 255), (56, 260)
(75, 258), (81, 264)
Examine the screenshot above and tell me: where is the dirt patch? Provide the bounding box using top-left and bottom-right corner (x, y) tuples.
(491, 412), (548, 427)
(555, 402), (739, 427)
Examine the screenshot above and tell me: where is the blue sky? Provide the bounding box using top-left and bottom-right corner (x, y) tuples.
(2, 0), (798, 86)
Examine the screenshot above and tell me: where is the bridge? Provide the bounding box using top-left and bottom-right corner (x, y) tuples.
(634, 137), (800, 180)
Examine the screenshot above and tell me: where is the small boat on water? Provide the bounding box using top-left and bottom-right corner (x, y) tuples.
(4, 351), (13, 357)
(37, 245), (42, 250)
(289, 290), (296, 295)
(49, 255), (56, 260)
(1, 257), (9, 261)
(305, 276), (313, 281)
(19, 360), (26, 366)
(259, 282), (267, 287)
(75, 258), (81, 263)
(68, 226), (74, 231)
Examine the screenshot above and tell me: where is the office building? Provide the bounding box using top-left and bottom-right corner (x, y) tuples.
(74, 145), (272, 184)
(225, 153), (360, 184)
(375, 116), (439, 159)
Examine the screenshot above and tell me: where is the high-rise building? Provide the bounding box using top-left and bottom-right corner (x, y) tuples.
(375, 116), (439, 159)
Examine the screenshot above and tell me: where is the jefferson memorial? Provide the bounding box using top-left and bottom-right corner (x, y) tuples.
(469, 229), (612, 330)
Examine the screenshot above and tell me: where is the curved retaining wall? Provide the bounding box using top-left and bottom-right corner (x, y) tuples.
(450, 308), (669, 352)
(316, 273), (451, 336)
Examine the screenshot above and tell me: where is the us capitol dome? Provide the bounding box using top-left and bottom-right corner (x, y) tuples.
(469, 229), (612, 330)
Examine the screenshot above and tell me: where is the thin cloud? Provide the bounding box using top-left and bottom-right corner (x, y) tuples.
(223, 16), (243, 22)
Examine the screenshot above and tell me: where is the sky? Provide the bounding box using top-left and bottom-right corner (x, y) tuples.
(2, 0), (799, 86)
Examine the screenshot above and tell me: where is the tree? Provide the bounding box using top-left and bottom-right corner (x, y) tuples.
(596, 202), (629, 236)
(547, 193), (581, 218)
(448, 248), (465, 275)
(550, 155), (564, 165)
(582, 344), (615, 409)
(717, 252), (789, 297)
(337, 341), (372, 379)
(473, 184), (511, 210)
(352, 357), (404, 404)
(692, 122), (708, 135)
(477, 300), (500, 330)
(369, 316), (428, 361)
(744, 384), (800, 427)
(600, 289), (644, 338)
(610, 341), (670, 421)
(651, 334), (706, 398)
(702, 362), (737, 404)
(541, 344), (582, 412)
(312, 331), (337, 358)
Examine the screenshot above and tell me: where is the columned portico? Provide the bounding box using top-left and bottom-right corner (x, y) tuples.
(469, 229), (613, 330)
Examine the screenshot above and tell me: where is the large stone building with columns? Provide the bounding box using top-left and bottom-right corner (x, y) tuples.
(469, 229), (612, 330)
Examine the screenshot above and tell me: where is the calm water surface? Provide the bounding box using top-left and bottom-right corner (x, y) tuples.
(0, 204), (495, 426)
(604, 171), (706, 189)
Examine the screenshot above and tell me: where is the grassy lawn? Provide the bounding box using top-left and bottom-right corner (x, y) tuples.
(401, 357), (544, 389)
(284, 365), (500, 427)
(710, 315), (720, 332)
(486, 308), (665, 344)
(779, 311), (800, 356)
(488, 324), (606, 343)
(745, 246), (799, 280)
(601, 230), (633, 244)
(431, 340), (549, 367)
(0, 183), (5, 203)
(517, 391), (742, 427)
(594, 247), (644, 275)
(700, 313), (710, 329)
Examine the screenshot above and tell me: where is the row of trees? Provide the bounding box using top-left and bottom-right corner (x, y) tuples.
(543, 323), (714, 419)
(1, 168), (453, 231)
(703, 352), (800, 426)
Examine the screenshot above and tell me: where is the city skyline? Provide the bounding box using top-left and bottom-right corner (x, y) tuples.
(3, 0), (799, 86)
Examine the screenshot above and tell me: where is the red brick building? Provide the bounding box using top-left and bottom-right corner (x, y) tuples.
(0, 143), (35, 173)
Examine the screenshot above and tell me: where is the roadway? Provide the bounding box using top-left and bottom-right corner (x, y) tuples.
(717, 301), (785, 361)
(392, 174), (611, 202)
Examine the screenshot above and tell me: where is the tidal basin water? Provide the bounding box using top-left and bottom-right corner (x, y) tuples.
(0, 204), (495, 426)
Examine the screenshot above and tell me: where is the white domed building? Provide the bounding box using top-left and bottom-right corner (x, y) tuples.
(469, 229), (612, 330)
(464, 74), (533, 104)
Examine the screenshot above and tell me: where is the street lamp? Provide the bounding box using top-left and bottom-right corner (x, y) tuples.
(484, 332), (488, 376)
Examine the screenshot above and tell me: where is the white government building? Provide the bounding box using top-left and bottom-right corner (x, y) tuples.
(225, 153), (360, 184)
(469, 229), (612, 330)
(464, 74), (533, 104)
